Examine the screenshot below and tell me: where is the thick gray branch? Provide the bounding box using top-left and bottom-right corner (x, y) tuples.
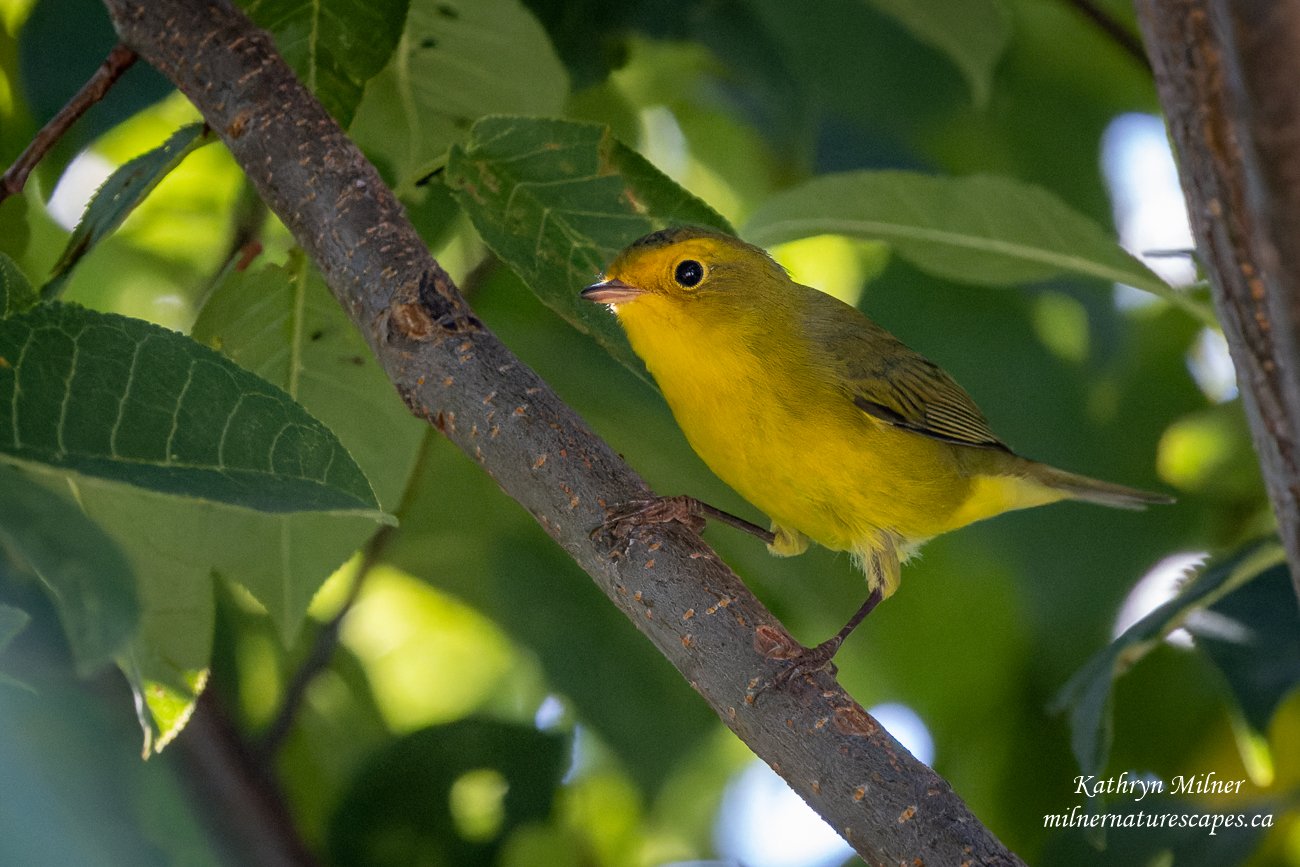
(1136, 0), (1300, 605)
(102, 0), (1025, 862)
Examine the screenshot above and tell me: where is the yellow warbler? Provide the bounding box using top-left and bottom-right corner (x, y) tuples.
(583, 226), (1170, 669)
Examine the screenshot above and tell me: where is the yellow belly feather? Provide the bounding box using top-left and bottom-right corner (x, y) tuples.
(618, 295), (1049, 596)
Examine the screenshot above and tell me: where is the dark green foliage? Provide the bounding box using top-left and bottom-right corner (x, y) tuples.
(328, 719), (568, 867)
(0, 303), (380, 515)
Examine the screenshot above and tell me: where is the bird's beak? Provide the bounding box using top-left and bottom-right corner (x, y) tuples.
(581, 278), (645, 305)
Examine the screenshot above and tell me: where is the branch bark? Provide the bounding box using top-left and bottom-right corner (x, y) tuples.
(1136, 0), (1300, 606)
(101, 0), (1026, 862)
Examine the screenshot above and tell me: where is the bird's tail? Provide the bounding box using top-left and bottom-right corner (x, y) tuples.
(1024, 461), (1174, 509)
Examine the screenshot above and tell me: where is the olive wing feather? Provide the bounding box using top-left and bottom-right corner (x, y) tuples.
(802, 295), (1009, 450)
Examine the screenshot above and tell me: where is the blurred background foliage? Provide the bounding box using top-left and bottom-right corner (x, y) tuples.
(0, 0), (1296, 864)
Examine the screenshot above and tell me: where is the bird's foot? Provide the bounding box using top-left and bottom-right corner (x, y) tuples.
(753, 628), (844, 694)
(749, 589), (883, 699)
(774, 635), (845, 685)
(599, 494), (709, 538)
(592, 495), (774, 557)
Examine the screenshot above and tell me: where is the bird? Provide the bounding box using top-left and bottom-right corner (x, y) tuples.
(582, 226), (1171, 675)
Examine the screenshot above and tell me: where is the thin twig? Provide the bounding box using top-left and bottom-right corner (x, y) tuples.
(179, 690), (320, 867)
(254, 529), (386, 759)
(222, 181), (270, 269)
(0, 44), (138, 203)
(1062, 0), (1153, 72)
(257, 430), (438, 758)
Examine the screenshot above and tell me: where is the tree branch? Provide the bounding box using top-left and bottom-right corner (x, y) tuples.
(1136, 0), (1300, 606)
(0, 43), (137, 203)
(101, 0), (1026, 862)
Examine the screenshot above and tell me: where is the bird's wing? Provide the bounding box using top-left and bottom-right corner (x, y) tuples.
(803, 295), (1009, 450)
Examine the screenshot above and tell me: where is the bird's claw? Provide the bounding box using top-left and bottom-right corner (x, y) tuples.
(595, 495), (708, 543)
(749, 628), (844, 700)
(772, 639), (842, 687)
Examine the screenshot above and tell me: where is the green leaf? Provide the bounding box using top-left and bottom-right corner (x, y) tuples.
(191, 255), (425, 510)
(1053, 541), (1285, 782)
(72, 475), (383, 755)
(68, 259), (427, 752)
(239, 0), (409, 127)
(0, 196), (30, 263)
(44, 124), (213, 298)
(350, 0), (568, 191)
(0, 604), (32, 691)
(743, 170), (1215, 324)
(0, 465), (138, 674)
(327, 719), (568, 867)
(0, 636), (221, 863)
(189, 255), (426, 636)
(0, 253), (37, 318)
(0, 604), (28, 654)
(446, 116), (731, 381)
(861, 0), (1010, 106)
(1192, 562), (1300, 734)
(0, 302), (381, 516)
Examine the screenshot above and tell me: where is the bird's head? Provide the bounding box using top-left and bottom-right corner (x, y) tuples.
(581, 227), (787, 317)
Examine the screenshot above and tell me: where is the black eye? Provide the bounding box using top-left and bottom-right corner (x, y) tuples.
(674, 259), (704, 287)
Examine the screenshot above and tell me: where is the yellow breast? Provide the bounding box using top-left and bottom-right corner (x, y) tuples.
(615, 295), (982, 553)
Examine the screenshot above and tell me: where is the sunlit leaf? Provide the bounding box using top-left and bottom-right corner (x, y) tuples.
(338, 565), (515, 731)
(0, 465), (137, 674)
(861, 0), (1010, 106)
(350, 0), (568, 190)
(190, 256), (426, 636)
(120, 641), (208, 757)
(74, 475), (383, 755)
(59, 258), (428, 752)
(744, 171), (1215, 324)
(0, 303), (382, 516)
(1157, 404), (1263, 498)
(328, 719), (568, 867)
(446, 116), (730, 381)
(239, 0), (409, 127)
(0, 254), (36, 318)
(1053, 540), (1285, 782)
(44, 124), (213, 297)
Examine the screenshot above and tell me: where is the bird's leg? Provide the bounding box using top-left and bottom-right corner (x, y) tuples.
(598, 494), (776, 545)
(769, 587), (884, 687)
(763, 539), (897, 689)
